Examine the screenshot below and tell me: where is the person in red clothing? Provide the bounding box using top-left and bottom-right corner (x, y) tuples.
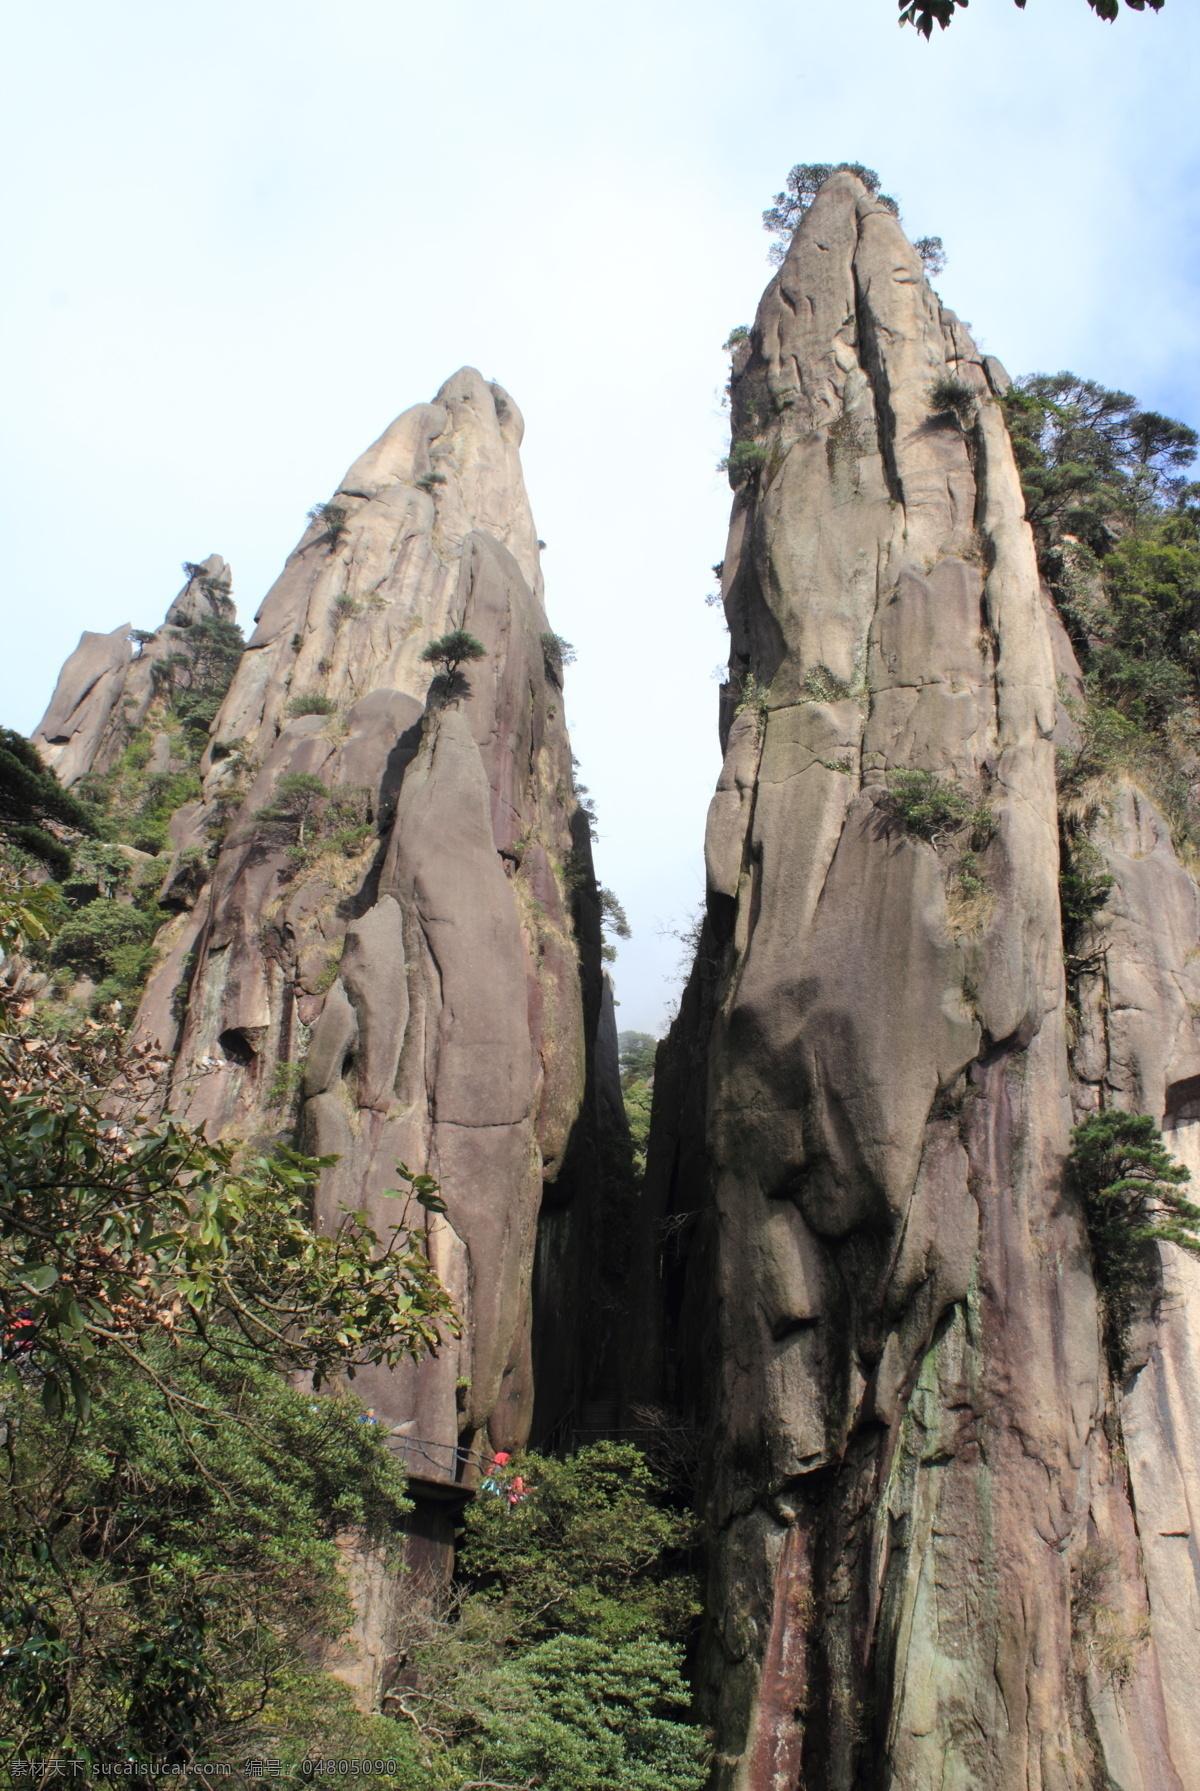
(482, 1450), (510, 1495)
(507, 1472), (527, 1508)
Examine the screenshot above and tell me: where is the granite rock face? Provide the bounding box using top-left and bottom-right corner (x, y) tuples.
(38, 372), (604, 1514)
(631, 172), (1200, 1788)
(146, 372), (602, 1498)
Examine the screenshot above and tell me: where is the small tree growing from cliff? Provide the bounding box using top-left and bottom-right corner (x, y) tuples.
(598, 886), (631, 963)
(256, 771), (328, 847)
(915, 235), (947, 277)
(1067, 1110), (1200, 1369)
(306, 500), (348, 546)
(421, 630), (488, 683)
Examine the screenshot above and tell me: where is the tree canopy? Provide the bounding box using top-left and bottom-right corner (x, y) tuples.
(899, 0), (1163, 33)
(420, 630), (488, 681)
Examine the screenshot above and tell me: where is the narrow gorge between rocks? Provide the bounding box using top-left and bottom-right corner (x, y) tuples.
(14, 169), (1200, 1790)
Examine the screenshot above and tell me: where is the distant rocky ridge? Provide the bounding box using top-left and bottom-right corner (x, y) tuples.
(34, 556), (234, 790)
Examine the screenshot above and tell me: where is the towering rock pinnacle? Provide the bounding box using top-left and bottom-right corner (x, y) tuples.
(631, 171), (1199, 1787)
(38, 368), (606, 1530)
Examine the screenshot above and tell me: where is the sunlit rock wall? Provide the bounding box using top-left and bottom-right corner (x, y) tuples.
(633, 172), (1200, 1790)
(43, 371), (605, 1499)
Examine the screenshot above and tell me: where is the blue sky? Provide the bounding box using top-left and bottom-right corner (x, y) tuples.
(3, 0), (1198, 1031)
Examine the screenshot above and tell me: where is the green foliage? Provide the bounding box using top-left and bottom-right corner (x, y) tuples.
(458, 1442), (697, 1647)
(619, 1031), (658, 1086)
(623, 1079), (653, 1178)
(722, 440), (770, 486)
(255, 777), (374, 866)
(618, 1029), (659, 1176)
(1058, 828), (1115, 942)
(900, 0), (1163, 32)
(69, 614), (243, 862)
(1005, 370), (1200, 864)
(420, 630), (488, 682)
(598, 886), (631, 964)
(0, 879), (456, 1770)
(880, 769), (992, 847)
(0, 1346), (416, 1765)
(391, 1442), (705, 1790)
(461, 1633), (707, 1791)
(47, 898), (153, 981)
(540, 631), (577, 681)
(0, 967), (458, 1417)
(1001, 374), (1197, 558)
(128, 769), (203, 854)
(1080, 516), (1200, 729)
(1067, 1110), (1200, 1368)
(0, 868), (63, 957)
(763, 163), (898, 264)
(929, 374), (976, 427)
(734, 671), (771, 738)
(0, 728), (95, 875)
(152, 615), (244, 717)
(722, 325), (750, 351)
(915, 235), (946, 276)
(333, 593), (362, 623)
(307, 500), (348, 543)
(266, 1059), (305, 1107)
(256, 771), (329, 847)
(803, 664), (858, 703)
(285, 691), (338, 717)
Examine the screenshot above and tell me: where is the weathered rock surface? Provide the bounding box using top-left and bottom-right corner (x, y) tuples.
(34, 557), (234, 788)
(628, 172), (1200, 1789)
(123, 371), (605, 1509)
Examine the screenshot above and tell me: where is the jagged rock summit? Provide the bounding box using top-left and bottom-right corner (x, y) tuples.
(627, 170), (1200, 1789)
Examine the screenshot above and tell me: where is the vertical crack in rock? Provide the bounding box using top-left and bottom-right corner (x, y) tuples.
(630, 172), (1193, 1789)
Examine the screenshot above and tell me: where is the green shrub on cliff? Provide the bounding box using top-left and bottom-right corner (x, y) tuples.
(880, 769), (992, 848)
(928, 374), (976, 427)
(48, 897), (154, 982)
(721, 440), (770, 486)
(285, 691), (338, 717)
(1067, 1110), (1200, 1369)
